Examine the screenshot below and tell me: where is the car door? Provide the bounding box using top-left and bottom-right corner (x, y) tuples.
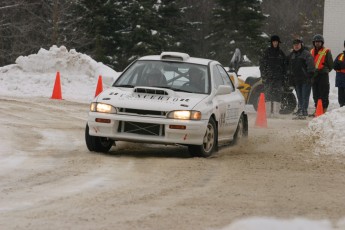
(212, 65), (241, 140)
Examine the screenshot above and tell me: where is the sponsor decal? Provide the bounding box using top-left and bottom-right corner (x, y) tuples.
(109, 92), (190, 103)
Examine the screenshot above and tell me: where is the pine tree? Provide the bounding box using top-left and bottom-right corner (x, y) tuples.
(71, 0), (183, 71)
(209, 0), (265, 65)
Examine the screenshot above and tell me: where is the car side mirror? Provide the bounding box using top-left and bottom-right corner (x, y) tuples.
(215, 85), (232, 95)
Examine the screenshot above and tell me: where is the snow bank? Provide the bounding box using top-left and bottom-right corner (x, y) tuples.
(237, 66), (260, 81)
(0, 45), (120, 103)
(305, 107), (345, 155)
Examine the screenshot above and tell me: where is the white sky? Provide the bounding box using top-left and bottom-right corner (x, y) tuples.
(0, 46), (345, 229)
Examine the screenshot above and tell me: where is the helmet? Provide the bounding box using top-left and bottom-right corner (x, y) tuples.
(270, 35), (281, 43)
(312, 34), (324, 43)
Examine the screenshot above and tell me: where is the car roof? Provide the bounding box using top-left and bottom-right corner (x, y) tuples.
(138, 52), (219, 66)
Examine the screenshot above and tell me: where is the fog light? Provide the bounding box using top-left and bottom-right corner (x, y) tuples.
(169, 125), (186, 130)
(95, 118), (111, 123)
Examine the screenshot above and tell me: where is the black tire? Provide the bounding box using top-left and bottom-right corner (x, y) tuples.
(250, 89), (262, 111)
(232, 113), (248, 145)
(188, 118), (217, 158)
(85, 124), (114, 153)
(279, 92), (297, 114)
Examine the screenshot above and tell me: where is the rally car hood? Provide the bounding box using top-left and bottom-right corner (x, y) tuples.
(95, 86), (209, 111)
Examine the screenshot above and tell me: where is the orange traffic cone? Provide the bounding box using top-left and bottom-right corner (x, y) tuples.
(255, 93), (267, 128)
(94, 75), (103, 97)
(51, 71), (62, 100)
(315, 99), (324, 117)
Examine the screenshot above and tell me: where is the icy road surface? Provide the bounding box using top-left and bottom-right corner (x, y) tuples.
(1, 97), (345, 230)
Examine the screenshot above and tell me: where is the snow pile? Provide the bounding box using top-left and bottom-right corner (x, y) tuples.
(237, 66), (260, 81)
(17, 46), (95, 75)
(305, 107), (345, 155)
(0, 45), (119, 103)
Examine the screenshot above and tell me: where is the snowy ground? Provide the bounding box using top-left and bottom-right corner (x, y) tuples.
(1, 46), (345, 229)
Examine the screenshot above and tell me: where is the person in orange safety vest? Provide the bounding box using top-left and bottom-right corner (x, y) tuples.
(333, 40), (345, 107)
(310, 34), (333, 115)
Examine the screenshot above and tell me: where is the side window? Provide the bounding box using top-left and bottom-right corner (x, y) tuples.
(217, 65), (235, 91)
(212, 66), (225, 88)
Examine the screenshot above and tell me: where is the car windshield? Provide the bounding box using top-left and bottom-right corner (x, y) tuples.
(113, 60), (210, 94)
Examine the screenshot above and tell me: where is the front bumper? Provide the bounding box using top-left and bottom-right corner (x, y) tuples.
(87, 112), (208, 145)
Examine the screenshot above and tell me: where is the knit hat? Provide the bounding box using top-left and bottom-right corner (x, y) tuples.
(270, 35), (281, 43)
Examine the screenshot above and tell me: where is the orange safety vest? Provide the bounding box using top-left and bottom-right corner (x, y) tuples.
(311, 47), (329, 70)
(336, 53), (345, 73)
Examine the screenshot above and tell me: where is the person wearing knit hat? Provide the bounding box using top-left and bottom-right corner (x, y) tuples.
(270, 35), (281, 43)
(259, 35), (286, 117)
(286, 36), (315, 119)
(333, 40), (345, 107)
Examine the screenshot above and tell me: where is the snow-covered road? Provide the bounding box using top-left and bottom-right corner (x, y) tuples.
(1, 97), (345, 230)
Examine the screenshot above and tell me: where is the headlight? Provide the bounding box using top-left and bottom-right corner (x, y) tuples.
(90, 102), (117, 113)
(167, 110), (201, 120)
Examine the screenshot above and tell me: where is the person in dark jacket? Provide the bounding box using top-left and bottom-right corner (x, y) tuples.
(259, 35), (286, 117)
(333, 40), (345, 107)
(310, 34), (334, 114)
(287, 38), (315, 119)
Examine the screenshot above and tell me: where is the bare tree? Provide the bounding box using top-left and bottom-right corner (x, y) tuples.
(261, 0), (324, 53)
(0, 0), (83, 66)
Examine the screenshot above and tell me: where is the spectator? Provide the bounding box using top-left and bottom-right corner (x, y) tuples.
(310, 34), (334, 114)
(259, 35), (286, 117)
(287, 38), (315, 119)
(333, 40), (345, 107)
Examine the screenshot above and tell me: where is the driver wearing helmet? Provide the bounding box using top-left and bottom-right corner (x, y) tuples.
(187, 67), (205, 93)
(146, 69), (167, 87)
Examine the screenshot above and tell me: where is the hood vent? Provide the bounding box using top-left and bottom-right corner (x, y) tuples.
(134, 87), (168, 95)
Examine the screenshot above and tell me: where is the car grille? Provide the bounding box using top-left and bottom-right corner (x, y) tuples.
(118, 121), (165, 136)
(118, 108), (167, 117)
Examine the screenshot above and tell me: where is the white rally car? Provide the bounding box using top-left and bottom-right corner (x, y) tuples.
(85, 52), (248, 157)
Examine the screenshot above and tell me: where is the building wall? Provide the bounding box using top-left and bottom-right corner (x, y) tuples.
(323, 0), (345, 56)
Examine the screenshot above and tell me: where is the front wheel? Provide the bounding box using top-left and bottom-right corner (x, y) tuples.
(188, 118), (217, 157)
(85, 124), (114, 153)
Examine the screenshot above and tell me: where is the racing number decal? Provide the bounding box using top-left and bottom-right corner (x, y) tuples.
(220, 105), (232, 127)
(221, 105), (238, 126)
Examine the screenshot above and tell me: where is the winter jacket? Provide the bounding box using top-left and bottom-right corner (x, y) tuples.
(334, 51), (345, 88)
(287, 47), (315, 85)
(259, 46), (286, 82)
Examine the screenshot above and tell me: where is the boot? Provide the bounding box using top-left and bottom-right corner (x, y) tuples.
(293, 109), (301, 116)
